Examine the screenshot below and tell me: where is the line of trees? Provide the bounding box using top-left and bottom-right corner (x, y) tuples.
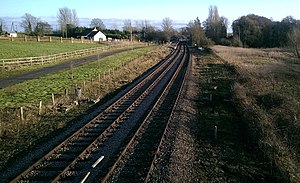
(2, 5), (300, 56)
(7, 7), (179, 43)
(231, 14), (300, 57)
(20, 13), (52, 36)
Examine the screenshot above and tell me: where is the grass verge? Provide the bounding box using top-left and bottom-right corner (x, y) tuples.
(0, 45), (171, 171)
(212, 45), (300, 182)
(0, 41), (104, 59)
(0, 42), (144, 79)
(0, 47), (150, 108)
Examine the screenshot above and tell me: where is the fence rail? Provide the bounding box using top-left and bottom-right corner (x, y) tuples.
(0, 36), (100, 44)
(0, 44), (126, 69)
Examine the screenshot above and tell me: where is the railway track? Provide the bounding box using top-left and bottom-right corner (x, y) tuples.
(9, 43), (190, 183)
(102, 45), (190, 183)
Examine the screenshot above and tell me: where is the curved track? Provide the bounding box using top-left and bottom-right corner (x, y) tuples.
(9, 43), (190, 183)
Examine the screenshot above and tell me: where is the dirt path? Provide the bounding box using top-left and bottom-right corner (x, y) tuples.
(0, 47), (143, 89)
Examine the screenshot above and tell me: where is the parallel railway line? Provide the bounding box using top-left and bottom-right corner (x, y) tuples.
(9, 43), (190, 183)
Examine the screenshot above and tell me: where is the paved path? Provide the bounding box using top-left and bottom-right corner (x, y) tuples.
(0, 47), (141, 89)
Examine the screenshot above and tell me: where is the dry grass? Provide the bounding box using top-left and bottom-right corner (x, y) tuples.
(0, 45), (171, 170)
(213, 45), (300, 182)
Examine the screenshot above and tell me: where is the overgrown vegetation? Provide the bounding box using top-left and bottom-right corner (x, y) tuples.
(0, 45), (170, 170)
(191, 48), (282, 182)
(213, 45), (300, 182)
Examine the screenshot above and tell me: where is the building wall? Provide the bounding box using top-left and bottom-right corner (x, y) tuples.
(93, 32), (106, 41)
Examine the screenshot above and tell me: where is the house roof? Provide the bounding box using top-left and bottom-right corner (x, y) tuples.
(87, 31), (99, 38)
(81, 29), (93, 37)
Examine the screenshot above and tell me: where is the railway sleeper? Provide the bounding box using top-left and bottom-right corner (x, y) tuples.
(94, 119), (115, 125)
(23, 170), (58, 181)
(59, 148), (84, 155)
(60, 172), (87, 183)
(77, 133), (99, 139)
(50, 153), (78, 161)
(66, 141), (93, 147)
(100, 114), (122, 120)
(20, 180), (49, 183)
(36, 160), (70, 171)
(71, 136), (96, 143)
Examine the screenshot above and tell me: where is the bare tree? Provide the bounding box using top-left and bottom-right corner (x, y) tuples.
(0, 18), (4, 34)
(123, 19), (132, 32)
(288, 26), (300, 58)
(72, 9), (79, 27)
(90, 18), (106, 30)
(134, 20), (146, 32)
(204, 5), (227, 44)
(35, 21), (52, 36)
(21, 13), (39, 35)
(161, 17), (175, 42)
(57, 7), (79, 37)
(187, 17), (207, 46)
(123, 19), (132, 41)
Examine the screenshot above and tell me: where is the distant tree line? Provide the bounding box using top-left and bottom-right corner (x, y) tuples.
(232, 15), (300, 48)
(2, 5), (300, 57)
(3, 6), (179, 44)
(181, 5), (300, 58)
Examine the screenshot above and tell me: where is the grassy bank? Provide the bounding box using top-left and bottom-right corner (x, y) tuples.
(0, 45), (170, 171)
(0, 41), (106, 59)
(0, 47), (151, 108)
(212, 46), (300, 182)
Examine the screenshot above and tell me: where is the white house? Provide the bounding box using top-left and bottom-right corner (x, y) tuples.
(6, 32), (17, 37)
(85, 28), (106, 41)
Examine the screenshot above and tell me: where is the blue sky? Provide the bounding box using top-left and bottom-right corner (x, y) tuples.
(1, 0), (300, 25)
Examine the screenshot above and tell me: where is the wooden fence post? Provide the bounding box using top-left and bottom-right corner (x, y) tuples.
(24, 36), (27, 42)
(65, 89), (68, 97)
(49, 36), (52, 42)
(37, 36), (40, 42)
(60, 37), (63, 43)
(39, 101), (42, 115)
(214, 126), (218, 139)
(20, 107), (24, 121)
(52, 93), (55, 106)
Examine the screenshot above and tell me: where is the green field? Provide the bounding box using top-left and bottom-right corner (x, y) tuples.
(0, 41), (104, 59)
(0, 47), (153, 108)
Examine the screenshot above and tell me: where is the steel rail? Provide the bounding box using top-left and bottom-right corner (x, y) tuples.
(51, 45), (184, 182)
(10, 44), (181, 183)
(101, 45), (189, 182)
(144, 47), (191, 182)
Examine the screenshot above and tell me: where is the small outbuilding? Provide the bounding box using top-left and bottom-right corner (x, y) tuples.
(85, 28), (106, 41)
(6, 32), (17, 37)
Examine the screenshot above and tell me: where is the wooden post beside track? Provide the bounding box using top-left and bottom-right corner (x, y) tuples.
(20, 107), (24, 121)
(52, 93), (55, 106)
(39, 101), (42, 115)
